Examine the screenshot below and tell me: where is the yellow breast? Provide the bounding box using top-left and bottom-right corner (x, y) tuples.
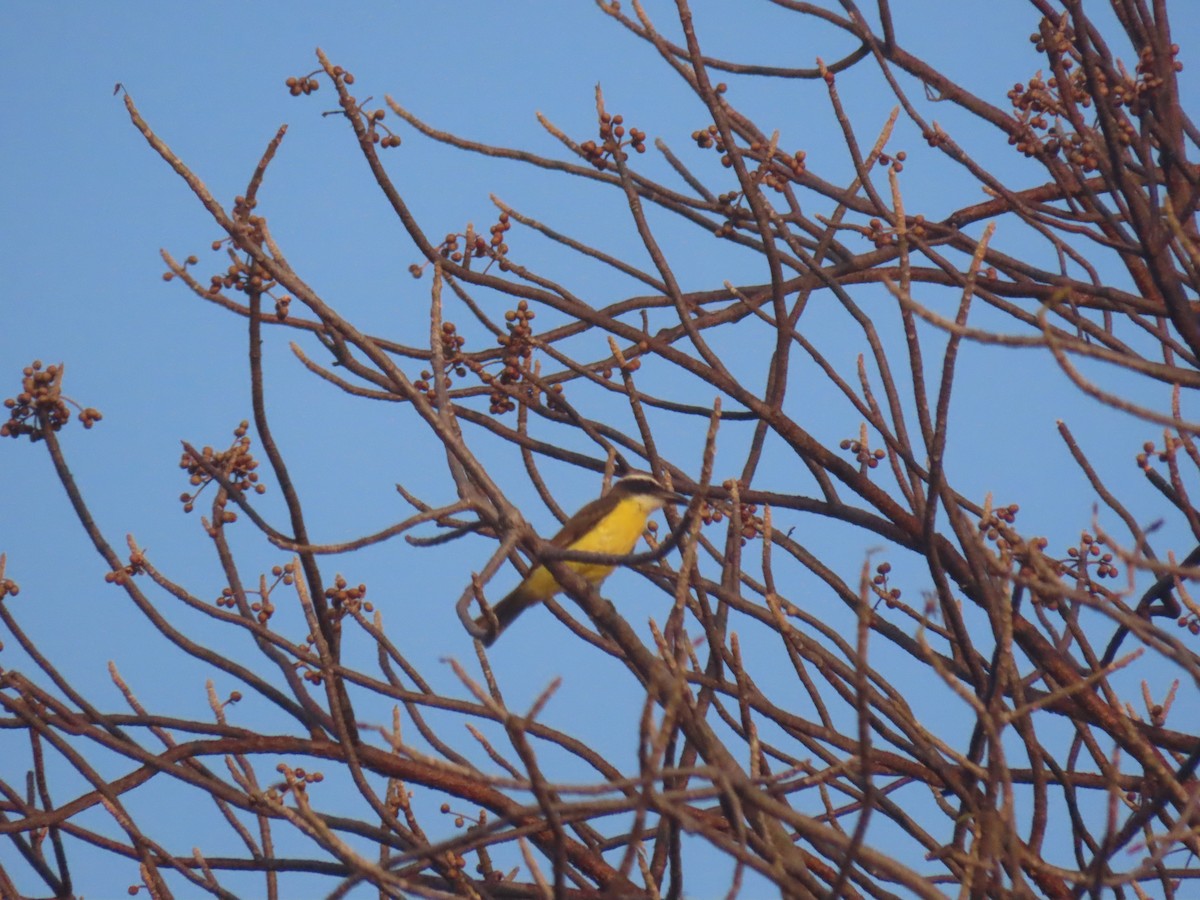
(522, 496), (656, 599)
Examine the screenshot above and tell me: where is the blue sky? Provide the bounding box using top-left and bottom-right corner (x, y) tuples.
(4, 2), (1199, 896)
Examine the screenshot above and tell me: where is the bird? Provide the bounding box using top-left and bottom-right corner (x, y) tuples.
(476, 473), (687, 646)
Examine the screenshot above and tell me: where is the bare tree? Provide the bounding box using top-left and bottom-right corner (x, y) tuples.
(3, 1), (1199, 897)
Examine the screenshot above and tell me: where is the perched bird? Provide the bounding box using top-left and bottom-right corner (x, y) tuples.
(476, 473), (686, 646)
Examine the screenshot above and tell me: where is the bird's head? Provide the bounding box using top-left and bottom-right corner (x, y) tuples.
(611, 473), (688, 511)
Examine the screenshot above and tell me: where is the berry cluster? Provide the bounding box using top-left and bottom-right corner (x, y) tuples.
(413, 321), (468, 405)
(711, 191), (749, 238)
(178, 421), (265, 518)
(922, 126), (951, 149)
(839, 435), (886, 469)
(977, 507), (1123, 608)
(325, 573), (372, 616)
(1136, 438), (1179, 472)
(1006, 70), (1097, 163)
(977, 502), (1021, 541)
(104, 549), (146, 587)
(440, 321), (467, 366)
(871, 561), (902, 608)
(488, 212), (512, 260)
(436, 804), (493, 879)
(691, 119), (806, 184)
(215, 562), (294, 624)
(753, 144), (808, 191)
(489, 301), (537, 414)
(693, 122), (809, 236)
(580, 112), (646, 170)
(285, 73), (322, 96)
(288, 65), (401, 149)
(410, 213), (512, 278)
(2, 361), (101, 441)
(975, 503), (1040, 590)
(691, 124), (726, 155)
(272, 763), (324, 797)
(1006, 21), (1181, 162)
(365, 106), (402, 150)
(698, 479), (764, 543)
(974, 508), (1112, 613)
(1063, 531), (1119, 581)
(863, 214), (928, 249)
(597, 354), (642, 381)
(296, 575), (372, 678)
(439, 232), (485, 266)
(1029, 24), (1179, 115)
(165, 231), (292, 320)
(876, 151), (906, 173)
(162, 254), (199, 280)
(1179, 612), (1200, 637)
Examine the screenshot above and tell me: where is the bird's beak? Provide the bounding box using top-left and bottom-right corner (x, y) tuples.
(661, 488), (689, 505)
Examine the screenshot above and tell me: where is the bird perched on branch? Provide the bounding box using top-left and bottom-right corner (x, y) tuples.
(476, 473), (686, 646)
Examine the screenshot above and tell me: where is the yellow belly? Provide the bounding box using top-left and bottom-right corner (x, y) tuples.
(522, 501), (650, 600)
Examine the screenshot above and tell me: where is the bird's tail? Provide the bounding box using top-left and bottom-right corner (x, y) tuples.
(474, 584), (542, 647)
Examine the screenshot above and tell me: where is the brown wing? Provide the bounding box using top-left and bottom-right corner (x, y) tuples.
(547, 494), (614, 549)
